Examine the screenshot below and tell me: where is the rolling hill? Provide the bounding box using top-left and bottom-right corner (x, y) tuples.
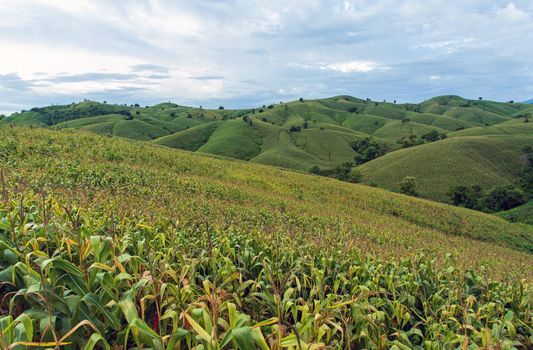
(358, 135), (532, 202)
(3, 96), (529, 171)
(3, 95), (531, 219)
(0, 125), (532, 348)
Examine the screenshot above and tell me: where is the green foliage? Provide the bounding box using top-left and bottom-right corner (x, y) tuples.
(0, 191), (531, 348)
(496, 200), (533, 225)
(399, 176), (418, 196)
(359, 135), (533, 202)
(421, 130), (447, 142)
(348, 168), (363, 183)
(448, 185), (483, 210)
(398, 134), (423, 148)
(351, 137), (387, 164)
(2, 95), (532, 209)
(483, 186), (526, 212)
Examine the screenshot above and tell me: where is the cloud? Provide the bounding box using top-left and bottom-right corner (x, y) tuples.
(323, 60), (378, 73)
(496, 2), (530, 21)
(0, 0), (532, 113)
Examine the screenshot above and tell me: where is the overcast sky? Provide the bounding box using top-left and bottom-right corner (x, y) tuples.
(1, 0), (532, 114)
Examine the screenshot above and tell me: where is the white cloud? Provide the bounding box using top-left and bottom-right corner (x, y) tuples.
(415, 38), (475, 53)
(496, 3), (529, 21)
(0, 0), (532, 112)
(323, 60), (378, 73)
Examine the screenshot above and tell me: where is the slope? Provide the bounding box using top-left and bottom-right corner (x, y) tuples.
(358, 135), (533, 202)
(2, 126), (532, 348)
(3, 96), (532, 175)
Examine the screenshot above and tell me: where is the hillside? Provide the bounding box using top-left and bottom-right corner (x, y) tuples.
(3, 96), (529, 172)
(3, 95), (532, 221)
(1, 125), (532, 348)
(358, 135), (532, 202)
(497, 200), (533, 225)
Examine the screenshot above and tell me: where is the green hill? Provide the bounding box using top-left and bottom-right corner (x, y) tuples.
(4, 96), (529, 175)
(497, 200), (533, 225)
(358, 135), (532, 202)
(0, 125), (531, 348)
(3, 95), (531, 220)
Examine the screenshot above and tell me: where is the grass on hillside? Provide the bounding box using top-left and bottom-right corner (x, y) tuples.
(358, 135), (533, 202)
(0, 125), (532, 348)
(496, 200), (533, 225)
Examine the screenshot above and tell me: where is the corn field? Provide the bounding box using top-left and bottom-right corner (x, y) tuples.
(0, 126), (532, 349)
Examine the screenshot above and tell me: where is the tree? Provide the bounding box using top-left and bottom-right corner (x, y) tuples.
(483, 186), (525, 212)
(401, 117), (410, 124)
(289, 126), (301, 132)
(347, 168), (363, 183)
(218, 106), (224, 110)
(333, 162), (353, 181)
(447, 185), (481, 209)
(303, 120), (309, 129)
(299, 98), (304, 102)
(398, 134), (422, 148)
(421, 130), (447, 143)
(478, 97), (483, 100)
(0, 114), (5, 121)
(352, 137), (387, 164)
(310, 165), (321, 175)
(399, 176), (418, 196)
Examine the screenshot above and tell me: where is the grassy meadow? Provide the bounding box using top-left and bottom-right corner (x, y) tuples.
(358, 135), (533, 202)
(0, 125), (532, 348)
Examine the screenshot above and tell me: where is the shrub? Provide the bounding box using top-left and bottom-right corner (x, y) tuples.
(351, 137), (387, 164)
(448, 185), (481, 209)
(399, 176), (418, 196)
(347, 168), (363, 183)
(421, 130), (447, 143)
(289, 126), (301, 132)
(333, 162), (353, 181)
(398, 135), (422, 148)
(484, 186), (526, 212)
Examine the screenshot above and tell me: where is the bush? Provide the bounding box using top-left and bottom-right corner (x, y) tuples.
(398, 134), (422, 148)
(421, 130), (447, 143)
(347, 106), (358, 113)
(347, 168), (363, 183)
(289, 126), (301, 132)
(399, 176), (418, 196)
(309, 165), (321, 174)
(484, 186), (525, 212)
(333, 162), (353, 181)
(351, 137), (387, 164)
(448, 185), (481, 209)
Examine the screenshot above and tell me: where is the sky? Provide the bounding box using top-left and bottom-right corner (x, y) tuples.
(1, 0), (532, 114)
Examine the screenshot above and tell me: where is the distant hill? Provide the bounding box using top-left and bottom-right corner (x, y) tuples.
(358, 135), (532, 202)
(3, 95), (532, 220)
(3, 95), (529, 170)
(525, 99), (533, 104)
